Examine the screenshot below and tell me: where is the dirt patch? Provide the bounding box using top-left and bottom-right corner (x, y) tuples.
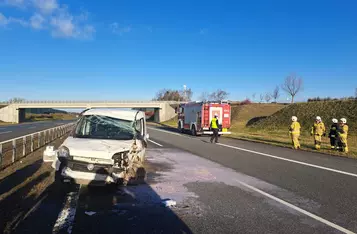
(0, 134), (69, 233)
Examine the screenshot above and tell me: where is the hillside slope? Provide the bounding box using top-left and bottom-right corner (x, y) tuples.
(251, 100), (357, 134)
(230, 103), (286, 131)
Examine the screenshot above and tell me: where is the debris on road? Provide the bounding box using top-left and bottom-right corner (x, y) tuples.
(162, 199), (177, 207)
(84, 211), (96, 216)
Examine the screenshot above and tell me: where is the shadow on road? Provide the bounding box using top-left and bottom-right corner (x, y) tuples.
(73, 183), (193, 234)
(0, 159), (42, 196)
(0, 171), (51, 233)
(73, 174), (193, 233)
(152, 124), (181, 133)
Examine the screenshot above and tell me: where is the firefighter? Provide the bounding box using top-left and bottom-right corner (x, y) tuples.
(338, 118), (349, 153)
(328, 118), (339, 150)
(311, 116), (326, 150)
(289, 116), (301, 149)
(210, 114), (219, 143)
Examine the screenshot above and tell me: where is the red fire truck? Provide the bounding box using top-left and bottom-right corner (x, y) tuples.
(177, 101), (231, 136)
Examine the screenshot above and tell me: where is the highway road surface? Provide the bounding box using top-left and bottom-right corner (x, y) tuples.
(0, 120), (74, 142)
(1, 125), (357, 233)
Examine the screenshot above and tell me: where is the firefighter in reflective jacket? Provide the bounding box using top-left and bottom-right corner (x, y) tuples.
(338, 118), (349, 153)
(210, 114), (219, 143)
(289, 116), (301, 149)
(328, 118), (339, 150)
(311, 116), (326, 150)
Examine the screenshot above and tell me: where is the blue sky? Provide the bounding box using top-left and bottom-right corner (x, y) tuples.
(0, 0), (356, 102)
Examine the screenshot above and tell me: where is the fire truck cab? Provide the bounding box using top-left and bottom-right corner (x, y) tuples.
(177, 101), (231, 136)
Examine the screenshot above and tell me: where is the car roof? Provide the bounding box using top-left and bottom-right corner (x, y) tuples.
(82, 109), (145, 121)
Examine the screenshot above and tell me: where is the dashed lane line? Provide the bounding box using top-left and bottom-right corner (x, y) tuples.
(148, 139), (163, 147)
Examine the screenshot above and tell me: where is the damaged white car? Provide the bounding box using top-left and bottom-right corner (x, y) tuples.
(46, 109), (148, 186)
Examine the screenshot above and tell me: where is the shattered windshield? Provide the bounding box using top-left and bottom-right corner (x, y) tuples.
(74, 115), (135, 140)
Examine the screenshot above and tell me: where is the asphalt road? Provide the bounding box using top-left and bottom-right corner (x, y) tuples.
(2, 125), (357, 233)
(0, 120), (74, 142)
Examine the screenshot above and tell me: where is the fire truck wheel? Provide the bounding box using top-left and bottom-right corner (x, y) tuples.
(178, 122), (183, 133)
(191, 126), (197, 136)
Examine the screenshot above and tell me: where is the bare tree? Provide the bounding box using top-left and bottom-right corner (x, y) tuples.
(259, 94), (264, 103)
(252, 93), (256, 101)
(281, 74), (303, 103)
(154, 89), (192, 101)
(209, 89), (229, 100)
(355, 88), (357, 99)
(181, 88), (193, 101)
(199, 92), (209, 102)
(265, 93), (272, 103)
(272, 86), (280, 102)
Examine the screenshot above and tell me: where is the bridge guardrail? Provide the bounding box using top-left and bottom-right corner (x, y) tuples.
(0, 101), (185, 104)
(0, 123), (75, 170)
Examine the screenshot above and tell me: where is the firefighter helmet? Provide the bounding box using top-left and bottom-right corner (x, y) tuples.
(292, 116), (298, 122)
(340, 118), (347, 124)
(332, 118), (338, 123)
(316, 116), (322, 121)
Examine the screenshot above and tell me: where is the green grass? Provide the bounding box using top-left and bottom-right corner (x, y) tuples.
(251, 100), (357, 133)
(26, 113), (77, 122)
(230, 103), (286, 132)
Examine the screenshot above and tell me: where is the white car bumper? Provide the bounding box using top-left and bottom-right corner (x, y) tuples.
(61, 167), (124, 184)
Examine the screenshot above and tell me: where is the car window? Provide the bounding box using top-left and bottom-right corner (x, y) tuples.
(74, 115), (134, 140)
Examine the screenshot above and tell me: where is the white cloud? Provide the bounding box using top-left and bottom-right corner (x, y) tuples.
(0, 0), (95, 39)
(32, 0), (58, 14)
(110, 22), (131, 35)
(30, 13), (45, 29)
(0, 12), (28, 27)
(50, 8), (95, 39)
(2, 0), (26, 8)
(0, 12), (7, 26)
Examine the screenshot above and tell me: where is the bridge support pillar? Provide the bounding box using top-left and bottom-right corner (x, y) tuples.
(0, 105), (20, 123)
(153, 109), (160, 123)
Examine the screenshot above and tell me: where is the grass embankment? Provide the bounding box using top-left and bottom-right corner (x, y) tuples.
(234, 100), (357, 158)
(0, 121), (14, 126)
(162, 101), (357, 158)
(26, 113), (77, 122)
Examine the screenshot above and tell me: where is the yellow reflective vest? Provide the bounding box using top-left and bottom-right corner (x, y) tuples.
(211, 118), (218, 129)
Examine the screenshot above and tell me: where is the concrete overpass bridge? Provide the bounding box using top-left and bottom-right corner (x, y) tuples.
(0, 101), (182, 123)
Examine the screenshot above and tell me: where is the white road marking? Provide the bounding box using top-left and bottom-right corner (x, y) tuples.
(148, 139), (163, 147)
(52, 186), (80, 234)
(218, 143), (357, 178)
(236, 179), (355, 234)
(28, 126), (37, 129)
(0, 131), (12, 135)
(148, 127), (184, 137)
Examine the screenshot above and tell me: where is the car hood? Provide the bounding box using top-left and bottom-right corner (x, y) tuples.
(62, 137), (133, 159)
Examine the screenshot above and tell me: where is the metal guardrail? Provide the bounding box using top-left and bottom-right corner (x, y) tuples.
(0, 123), (75, 170)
